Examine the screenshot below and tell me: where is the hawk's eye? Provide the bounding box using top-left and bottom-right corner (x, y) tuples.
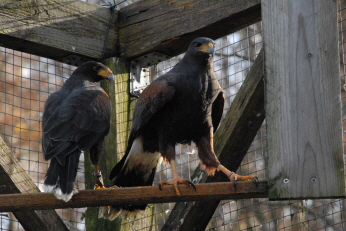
(93, 65), (101, 72)
(195, 42), (202, 48)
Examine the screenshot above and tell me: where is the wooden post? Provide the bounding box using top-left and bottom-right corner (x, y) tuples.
(84, 58), (131, 231)
(0, 137), (68, 231)
(262, 0), (345, 199)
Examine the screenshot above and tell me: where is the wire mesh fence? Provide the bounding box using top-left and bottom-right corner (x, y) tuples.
(0, 1), (346, 231)
(0, 49), (87, 230)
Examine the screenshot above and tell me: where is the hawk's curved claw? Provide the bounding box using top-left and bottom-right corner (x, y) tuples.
(159, 178), (195, 196)
(94, 171), (105, 189)
(185, 180), (196, 191)
(233, 176), (237, 184)
(232, 176), (237, 191)
(218, 165), (258, 184)
(253, 176), (259, 187)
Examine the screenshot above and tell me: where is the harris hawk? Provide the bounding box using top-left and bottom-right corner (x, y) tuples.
(99, 37), (257, 220)
(42, 61), (113, 202)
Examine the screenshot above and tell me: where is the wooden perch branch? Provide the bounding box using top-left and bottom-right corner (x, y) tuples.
(0, 181), (268, 212)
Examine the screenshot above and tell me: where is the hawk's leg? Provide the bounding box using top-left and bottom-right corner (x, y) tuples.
(90, 139), (106, 189)
(198, 128), (258, 183)
(218, 164), (258, 183)
(94, 166), (105, 189)
(158, 144), (195, 196)
(159, 159), (196, 196)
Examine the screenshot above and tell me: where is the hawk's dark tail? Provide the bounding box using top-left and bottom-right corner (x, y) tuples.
(43, 151), (81, 202)
(99, 137), (162, 220)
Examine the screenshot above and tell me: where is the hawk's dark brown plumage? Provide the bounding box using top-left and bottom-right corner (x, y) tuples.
(42, 61), (113, 201)
(99, 37), (256, 220)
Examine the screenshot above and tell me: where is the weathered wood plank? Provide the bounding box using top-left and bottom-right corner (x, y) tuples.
(84, 58), (131, 231)
(262, 0), (345, 199)
(162, 50), (265, 231)
(0, 0), (260, 62)
(103, 59), (148, 231)
(0, 0), (118, 64)
(85, 58), (131, 191)
(118, 0), (261, 59)
(105, 58), (132, 164)
(0, 181), (268, 212)
(0, 137), (68, 231)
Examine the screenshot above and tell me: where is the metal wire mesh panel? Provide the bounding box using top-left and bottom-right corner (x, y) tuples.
(0, 1), (346, 231)
(0, 50), (86, 230)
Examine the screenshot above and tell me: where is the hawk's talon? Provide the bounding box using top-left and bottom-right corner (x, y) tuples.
(232, 176), (237, 184)
(229, 175), (259, 190)
(94, 184), (106, 189)
(158, 180), (169, 191)
(253, 176), (259, 187)
(159, 178), (194, 196)
(94, 171), (105, 189)
(185, 180), (196, 191)
(233, 176), (237, 191)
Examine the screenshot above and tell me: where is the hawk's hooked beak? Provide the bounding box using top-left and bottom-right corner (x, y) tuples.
(201, 42), (215, 55)
(106, 74), (114, 81)
(98, 67), (114, 81)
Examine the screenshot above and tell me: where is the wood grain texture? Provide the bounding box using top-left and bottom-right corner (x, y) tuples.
(162, 50), (265, 231)
(0, 137), (68, 231)
(0, 0), (118, 63)
(84, 58), (131, 231)
(262, 0), (345, 199)
(118, 0), (261, 59)
(100, 57), (132, 182)
(0, 181), (268, 212)
(0, 0), (260, 62)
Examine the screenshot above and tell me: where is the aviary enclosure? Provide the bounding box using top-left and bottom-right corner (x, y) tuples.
(0, 0), (345, 230)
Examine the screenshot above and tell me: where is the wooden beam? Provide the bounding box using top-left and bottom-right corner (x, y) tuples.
(162, 49), (265, 231)
(262, 0), (345, 199)
(0, 137), (69, 231)
(84, 58), (131, 230)
(0, 181), (268, 212)
(0, 0), (118, 64)
(0, 0), (260, 62)
(118, 0), (261, 59)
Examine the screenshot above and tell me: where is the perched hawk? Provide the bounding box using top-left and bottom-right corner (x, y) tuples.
(42, 61), (113, 201)
(99, 37), (257, 220)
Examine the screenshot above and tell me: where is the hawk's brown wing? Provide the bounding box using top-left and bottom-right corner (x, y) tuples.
(109, 78), (174, 180)
(42, 86), (111, 165)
